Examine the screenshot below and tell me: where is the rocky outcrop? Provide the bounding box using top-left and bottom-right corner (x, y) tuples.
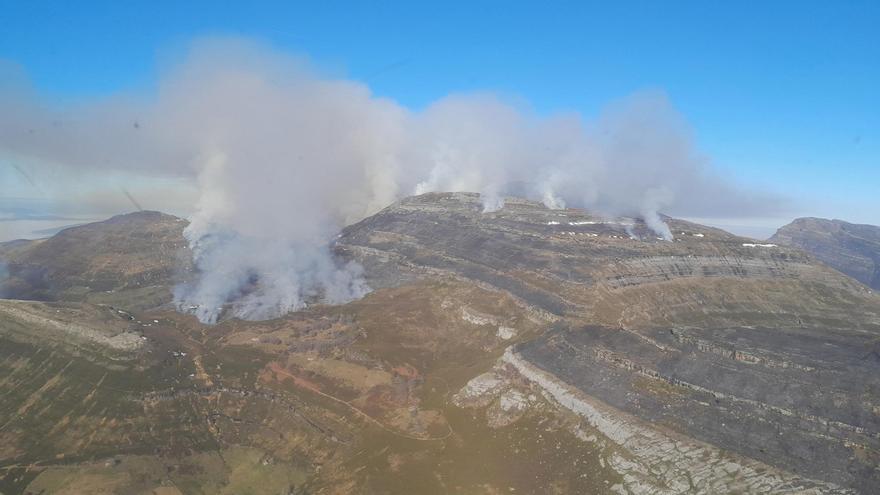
(502, 347), (853, 494)
(514, 323), (880, 493)
(0, 299), (144, 352)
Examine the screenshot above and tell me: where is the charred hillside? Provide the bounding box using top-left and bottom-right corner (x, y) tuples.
(338, 192), (880, 492)
(338, 192), (874, 328)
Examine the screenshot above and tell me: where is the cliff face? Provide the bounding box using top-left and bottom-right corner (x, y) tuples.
(771, 217), (880, 290)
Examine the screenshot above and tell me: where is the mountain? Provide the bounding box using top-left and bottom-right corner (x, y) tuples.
(1, 194), (879, 494)
(0, 210), (191, 309)
(771, 217), (880, 290)
(339, 193), (880, 493)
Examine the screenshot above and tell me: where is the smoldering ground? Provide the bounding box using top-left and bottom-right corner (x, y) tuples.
(0, 38), (785, 322)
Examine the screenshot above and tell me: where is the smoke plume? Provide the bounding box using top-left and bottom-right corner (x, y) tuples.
(0, 38), (782, 322)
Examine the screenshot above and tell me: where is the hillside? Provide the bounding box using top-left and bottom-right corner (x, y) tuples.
(338, 193), (880, 493)
(339, 193), (872, 327)
(1, 194), (879, 494)
(0, 211), (191, 309)
(771, 217), (880, 290)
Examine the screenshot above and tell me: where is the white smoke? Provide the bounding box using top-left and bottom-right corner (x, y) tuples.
(0, 37), (783, 322)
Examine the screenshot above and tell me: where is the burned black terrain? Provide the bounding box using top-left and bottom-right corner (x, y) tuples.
(516, 323), (880, 492)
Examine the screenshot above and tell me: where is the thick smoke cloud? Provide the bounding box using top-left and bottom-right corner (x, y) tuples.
(0, 38), (783, 322)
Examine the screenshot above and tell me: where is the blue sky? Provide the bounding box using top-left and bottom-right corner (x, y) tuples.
(1, 1), (878, 236)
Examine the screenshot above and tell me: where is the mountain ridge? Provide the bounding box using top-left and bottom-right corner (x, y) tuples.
(771, 216), (880, 290)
